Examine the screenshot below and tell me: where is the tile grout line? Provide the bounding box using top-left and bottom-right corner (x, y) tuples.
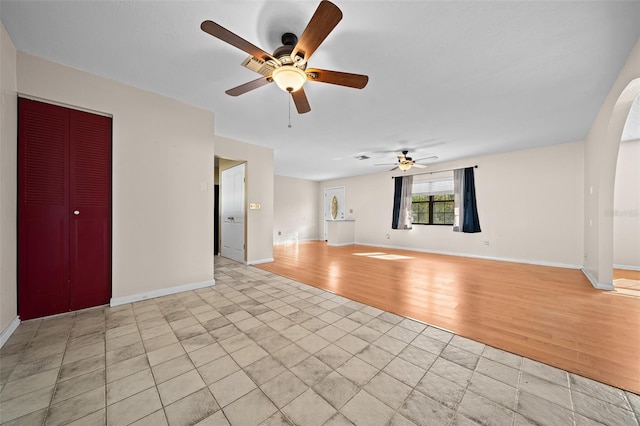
(513, 354), (524, 426)
(567, 371), (577, 426)
(135, 298), (170, 426)
(43, 313), (72, 425)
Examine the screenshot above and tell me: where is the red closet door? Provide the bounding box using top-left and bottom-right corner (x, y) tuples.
(18, 98), (111, 320)
(18, 99), (71, 319)
(69, 109), (112, 310)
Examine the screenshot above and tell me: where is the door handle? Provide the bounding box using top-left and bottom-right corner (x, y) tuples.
(227, 217), (234, 221)
(73, 210), (80, 215)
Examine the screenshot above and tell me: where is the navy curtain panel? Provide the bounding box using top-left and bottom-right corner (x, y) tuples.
(391, 175), (414, 229)
(391, 177), (403, 229)
(462, 167), (481, 233)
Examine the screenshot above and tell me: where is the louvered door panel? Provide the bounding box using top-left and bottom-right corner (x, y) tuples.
(69, 109), (112, 310)
(18, 99), (70, 320)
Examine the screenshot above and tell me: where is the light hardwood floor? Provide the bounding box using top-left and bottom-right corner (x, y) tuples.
(614, 269), (640, 280)
(256, 242), (640, 394)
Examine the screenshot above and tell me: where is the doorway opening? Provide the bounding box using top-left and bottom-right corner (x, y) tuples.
(215, 156), (246, 263)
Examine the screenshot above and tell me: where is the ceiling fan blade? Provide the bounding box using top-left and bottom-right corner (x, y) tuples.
(415, 156), (439, 162)
(412, 164), (428, 169)
(291, 88), (311, 114)
(374, 163), (397, 166)
(306, 68), (368, 89)
(201, 20), (275, 62)
(291, 1), (342, 63)
(225, 77), (272, 96)
(389, 166), (399, 171)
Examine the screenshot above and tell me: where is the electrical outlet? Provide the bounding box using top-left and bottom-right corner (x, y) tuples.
(483, 240), (490, 246)
(278, 231), (282, 236)
(386, 234), (390, 239)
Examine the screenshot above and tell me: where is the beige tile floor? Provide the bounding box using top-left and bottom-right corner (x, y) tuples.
(1, 257), (639, 426)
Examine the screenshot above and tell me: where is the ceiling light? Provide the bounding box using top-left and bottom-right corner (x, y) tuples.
(272, 66), (307, 92)
(398, 162), (412, 171)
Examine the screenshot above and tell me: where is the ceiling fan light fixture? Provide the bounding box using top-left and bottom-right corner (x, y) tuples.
(272, 66), (307, 92)
(398, 162), (412, 171)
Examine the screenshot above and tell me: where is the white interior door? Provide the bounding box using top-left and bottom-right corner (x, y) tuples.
(324, 186), (345, 240)
(221, 163), (245, 262)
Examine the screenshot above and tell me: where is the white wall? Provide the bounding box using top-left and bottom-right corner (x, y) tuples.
(613, 139), (640, 269)
(0, 22), (18, 339)
(319, 141), (584, 268)
(215, 136), (274, 264)
(17, 52), (215, 303)
(273, 175), (320, 244)
(583, 38), (640, 287)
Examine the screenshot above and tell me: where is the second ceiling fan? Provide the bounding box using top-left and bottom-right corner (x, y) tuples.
(376, 151), (439, 171)
(201, 0), (368, 114)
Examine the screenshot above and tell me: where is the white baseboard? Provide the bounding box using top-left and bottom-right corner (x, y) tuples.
(581, 267), (615, 290)
(110, 279), (215, 307)
(247, 258), (274, 265)
(0, 317), (21, 348)
(328, 242), (356, 247)
(354, 242), (582, 270)
(613, 264), (640, 271)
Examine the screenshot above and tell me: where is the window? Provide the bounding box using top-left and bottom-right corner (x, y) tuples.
(411, 175), (455, 225)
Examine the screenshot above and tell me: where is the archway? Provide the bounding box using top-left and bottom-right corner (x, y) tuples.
(612, 95), (640, 295)
(584, 78), (640, 288)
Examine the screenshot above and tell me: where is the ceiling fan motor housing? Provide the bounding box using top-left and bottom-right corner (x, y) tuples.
(273, 45), (296, 66)
(273, 33), (307, 68)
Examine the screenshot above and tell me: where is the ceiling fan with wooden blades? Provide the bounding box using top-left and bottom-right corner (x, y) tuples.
(375, 151), (439, 171)
(200, 0), (368, 114)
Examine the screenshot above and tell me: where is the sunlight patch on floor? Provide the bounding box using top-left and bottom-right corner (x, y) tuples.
(352, 252), (414, 260)
(613, 278), (640, 298)
(369, 254), (414, 260)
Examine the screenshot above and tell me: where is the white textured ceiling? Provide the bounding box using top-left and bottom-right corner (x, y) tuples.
(1, 1), (639, 180)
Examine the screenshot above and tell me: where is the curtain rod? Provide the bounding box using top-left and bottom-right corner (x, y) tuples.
(391, 165), (478, 179)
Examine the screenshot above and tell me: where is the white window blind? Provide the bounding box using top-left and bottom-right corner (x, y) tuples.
(412, 175), (454, 196)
